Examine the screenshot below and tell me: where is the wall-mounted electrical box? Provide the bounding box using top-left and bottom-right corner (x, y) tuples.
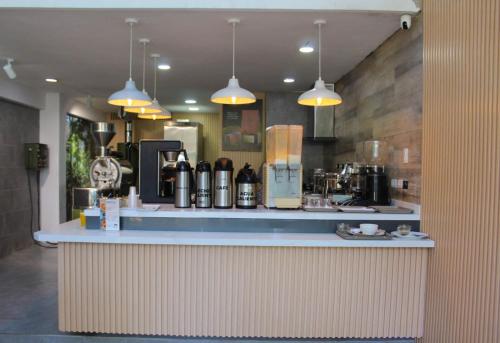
(24, 143), (48, 170)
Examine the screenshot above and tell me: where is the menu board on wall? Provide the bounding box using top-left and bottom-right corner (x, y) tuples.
(222, 99), (263, 152)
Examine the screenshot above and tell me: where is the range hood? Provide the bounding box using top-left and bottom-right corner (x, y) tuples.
(305, 82), (337, 142)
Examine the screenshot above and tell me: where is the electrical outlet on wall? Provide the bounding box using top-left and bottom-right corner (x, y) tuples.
(392, 179), (409, 189)
(403, 148), (409, 164)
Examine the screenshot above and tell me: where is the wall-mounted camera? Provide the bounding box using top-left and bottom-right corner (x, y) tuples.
(400, 14), (412, 30)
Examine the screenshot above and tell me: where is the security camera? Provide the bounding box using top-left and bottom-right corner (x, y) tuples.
(2, 58), (16, 79)
(400, 14), (412, 30)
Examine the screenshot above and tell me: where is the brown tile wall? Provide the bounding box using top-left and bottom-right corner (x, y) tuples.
(326, 16), (423, 203)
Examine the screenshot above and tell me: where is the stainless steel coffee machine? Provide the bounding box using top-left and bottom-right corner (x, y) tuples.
(89, 122), (122, 195)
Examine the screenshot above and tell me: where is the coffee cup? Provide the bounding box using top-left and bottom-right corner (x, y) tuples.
(397, 224), (412, 236)
(360, 223), (378, 235)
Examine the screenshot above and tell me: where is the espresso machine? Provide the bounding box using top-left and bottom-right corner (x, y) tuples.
(89, 122), (122, 196)
(139, 139), (186, 203)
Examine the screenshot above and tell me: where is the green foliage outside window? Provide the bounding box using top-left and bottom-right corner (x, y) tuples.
(65, 115), (95, 220)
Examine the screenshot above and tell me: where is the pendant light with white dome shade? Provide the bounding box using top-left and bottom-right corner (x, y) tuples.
(138, 53), (172, 120)
(211, 18), (256, 105)
(125, 39), (163, 115)
(108, 18), (152, 107)
(298, 19), (342, 107)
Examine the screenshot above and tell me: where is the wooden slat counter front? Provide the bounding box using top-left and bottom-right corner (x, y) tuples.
(36, 221), (434, 339)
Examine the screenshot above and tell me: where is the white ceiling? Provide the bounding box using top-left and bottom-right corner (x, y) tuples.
(0, 9), (402, 113)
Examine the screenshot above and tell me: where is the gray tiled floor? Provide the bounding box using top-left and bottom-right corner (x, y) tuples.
(0, 245), (59, 335)
(0, 246), (414, 343)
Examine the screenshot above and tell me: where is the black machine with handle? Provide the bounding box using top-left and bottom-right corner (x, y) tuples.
(139, 140), (183, 203)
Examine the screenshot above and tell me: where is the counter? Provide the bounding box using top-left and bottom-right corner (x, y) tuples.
(37, 220), (433, 248)
(36, 207), (433, 339)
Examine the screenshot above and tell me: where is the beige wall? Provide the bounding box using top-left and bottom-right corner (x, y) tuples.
(329, 16), (423, 204)
(420, 0), (500, 342)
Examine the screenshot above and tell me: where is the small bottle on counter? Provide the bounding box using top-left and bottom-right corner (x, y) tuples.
(195, 161), (212, 208)
(236, 163), (258, 209)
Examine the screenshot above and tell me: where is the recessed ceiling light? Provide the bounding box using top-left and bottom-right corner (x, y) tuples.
(299, 44), (314, 53)
(283, 78), (295, 83)
(188, 107), (199, 111)
(45, 78), (58, 83)
(158, 64), (171, 70)
(185, 99), (197, 104)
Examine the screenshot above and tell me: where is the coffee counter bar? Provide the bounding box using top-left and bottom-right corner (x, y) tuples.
(36, 204), (434, 340)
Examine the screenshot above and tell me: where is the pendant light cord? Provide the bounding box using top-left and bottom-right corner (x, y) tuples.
(232, 21), (236, 78)
(153, 56), (158, 100)
(318, 22), (322, 80)
(141, 41), (147, 92)
(129, 22), (133, 81)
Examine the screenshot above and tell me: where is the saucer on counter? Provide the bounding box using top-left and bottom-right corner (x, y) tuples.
(391, 231), (429, 240)
(303, 205), (339, 212)
(348, 228), (386, 236)
(337, 206), (376, 213)
(122, 204), (161, 211)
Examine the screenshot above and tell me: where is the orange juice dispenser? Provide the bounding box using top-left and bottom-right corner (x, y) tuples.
(287, 125), (303, 167)
(265, 127), (275, 167)
(263, 125), (303, 209)
(266, 125), (288, 166)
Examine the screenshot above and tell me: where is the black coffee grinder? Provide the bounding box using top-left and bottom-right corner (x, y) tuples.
(365, 165), (390, 205)
(342, 141), (390, 206)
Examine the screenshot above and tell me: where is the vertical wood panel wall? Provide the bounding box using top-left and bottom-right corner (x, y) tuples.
(59, 243), (429, 338)
(421, 0), (500, 342)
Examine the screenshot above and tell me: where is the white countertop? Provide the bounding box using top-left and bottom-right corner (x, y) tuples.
(83, 204), (420, 221)
(35, 220), (434, 248)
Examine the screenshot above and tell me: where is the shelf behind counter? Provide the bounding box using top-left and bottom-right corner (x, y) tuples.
(83, 204), (420, 232)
